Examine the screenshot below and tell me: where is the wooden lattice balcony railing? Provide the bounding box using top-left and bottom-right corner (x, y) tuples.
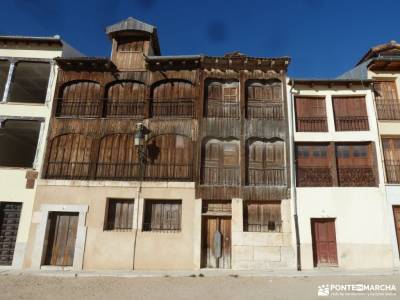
(55, 99), (103, 117)
(384, 160), (400, 184)
(46, 162), (93, 180)
(375, 99), (400, 120)
(246, 101), (283, 119)
(201, 166), (240, 185)
(55, 98), (195, 118)
(247, 166), (286, 186)
(337, 166), (375, 187)
(296, 117), (328, 132)
(151, 99), (195, 118)
(46, 161), (193, 181)
(334, 116), (369, 131)
(296, 166), (333, 187)
(105, 100), (145, 117)
(206, 101), (240, 118)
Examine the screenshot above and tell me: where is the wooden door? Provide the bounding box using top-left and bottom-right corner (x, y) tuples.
(201, 216), (231, 268)
(44, 212), (79, 267)
(393, 206), (400, 258)
(311, 218), (338, 267)
(0, 202), (22, 266)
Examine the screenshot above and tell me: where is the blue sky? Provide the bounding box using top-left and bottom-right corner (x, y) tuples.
(1, 0), (399, 78)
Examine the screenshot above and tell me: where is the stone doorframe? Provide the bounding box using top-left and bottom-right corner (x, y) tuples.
(31, 204), (88, 271)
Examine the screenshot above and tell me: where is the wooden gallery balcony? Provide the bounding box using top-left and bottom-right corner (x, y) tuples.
(45, 134), (194, 181)
(55, 98), (196, 118)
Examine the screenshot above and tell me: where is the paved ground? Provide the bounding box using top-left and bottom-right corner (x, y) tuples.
(0, 271), (399, 300)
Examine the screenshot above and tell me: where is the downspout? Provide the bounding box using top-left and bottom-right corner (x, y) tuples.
(289, 78), (301, 271)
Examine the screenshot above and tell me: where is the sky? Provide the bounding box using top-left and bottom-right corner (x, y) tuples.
(1, 0), (399, 78)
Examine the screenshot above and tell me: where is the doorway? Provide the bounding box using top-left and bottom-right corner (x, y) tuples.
(0, 202), (22, 266)
(43, 212), (79, 267)
(311, 218), (338, 267)
(201, 200), (232, 268)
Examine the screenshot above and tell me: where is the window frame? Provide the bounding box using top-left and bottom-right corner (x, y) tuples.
(142, 199), (182, 232)
(104, 198), (135, 231)
(243, 201), (282, 233)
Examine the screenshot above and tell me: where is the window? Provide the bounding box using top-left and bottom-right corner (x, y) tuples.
(143, 200), (182, 232)
(335, 143), (376, 187)
(295, 97), (327, 132)
(243, 201), (281, 232)
(104, 199), (134, 230)
(247, 139), (285, 186)
(202, 139), (240, 185)
(0, 120), (41, 168)
(381, 138), (400, 183)
(374, 81), (400, 120)
(8, 61), (50, 103)
(332, 96), (369, 131)
(296, 143), (332, 187)
(205, 81), (240, 118)
(0, 60), (10, 100)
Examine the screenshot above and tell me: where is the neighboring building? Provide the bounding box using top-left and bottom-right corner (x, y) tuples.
(288, 78), (394, 269)
(341, 41), (400, 269)
(23, 17), (296, 271)
(0, 36), (80, 268)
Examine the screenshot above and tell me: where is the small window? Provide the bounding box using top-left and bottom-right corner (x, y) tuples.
(8, 61), (51, 103)
(104, 199), (134, 231)
(243, 201), (282, 232)
(143, 200), (182, 232)
(0, 60), (10, 99)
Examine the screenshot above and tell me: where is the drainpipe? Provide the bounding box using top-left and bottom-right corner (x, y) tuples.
(289, 79), (302, 271)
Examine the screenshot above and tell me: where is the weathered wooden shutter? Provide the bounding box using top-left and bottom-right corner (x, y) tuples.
(47, 134), (93, 179)
(96, 134), (138, 179)
(295, 97), (327, 132)
(59, 81), (101, 117)
(382, 138), (400, 183)
(106, 81), (145, 117)
(332, 96), (369, 131)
